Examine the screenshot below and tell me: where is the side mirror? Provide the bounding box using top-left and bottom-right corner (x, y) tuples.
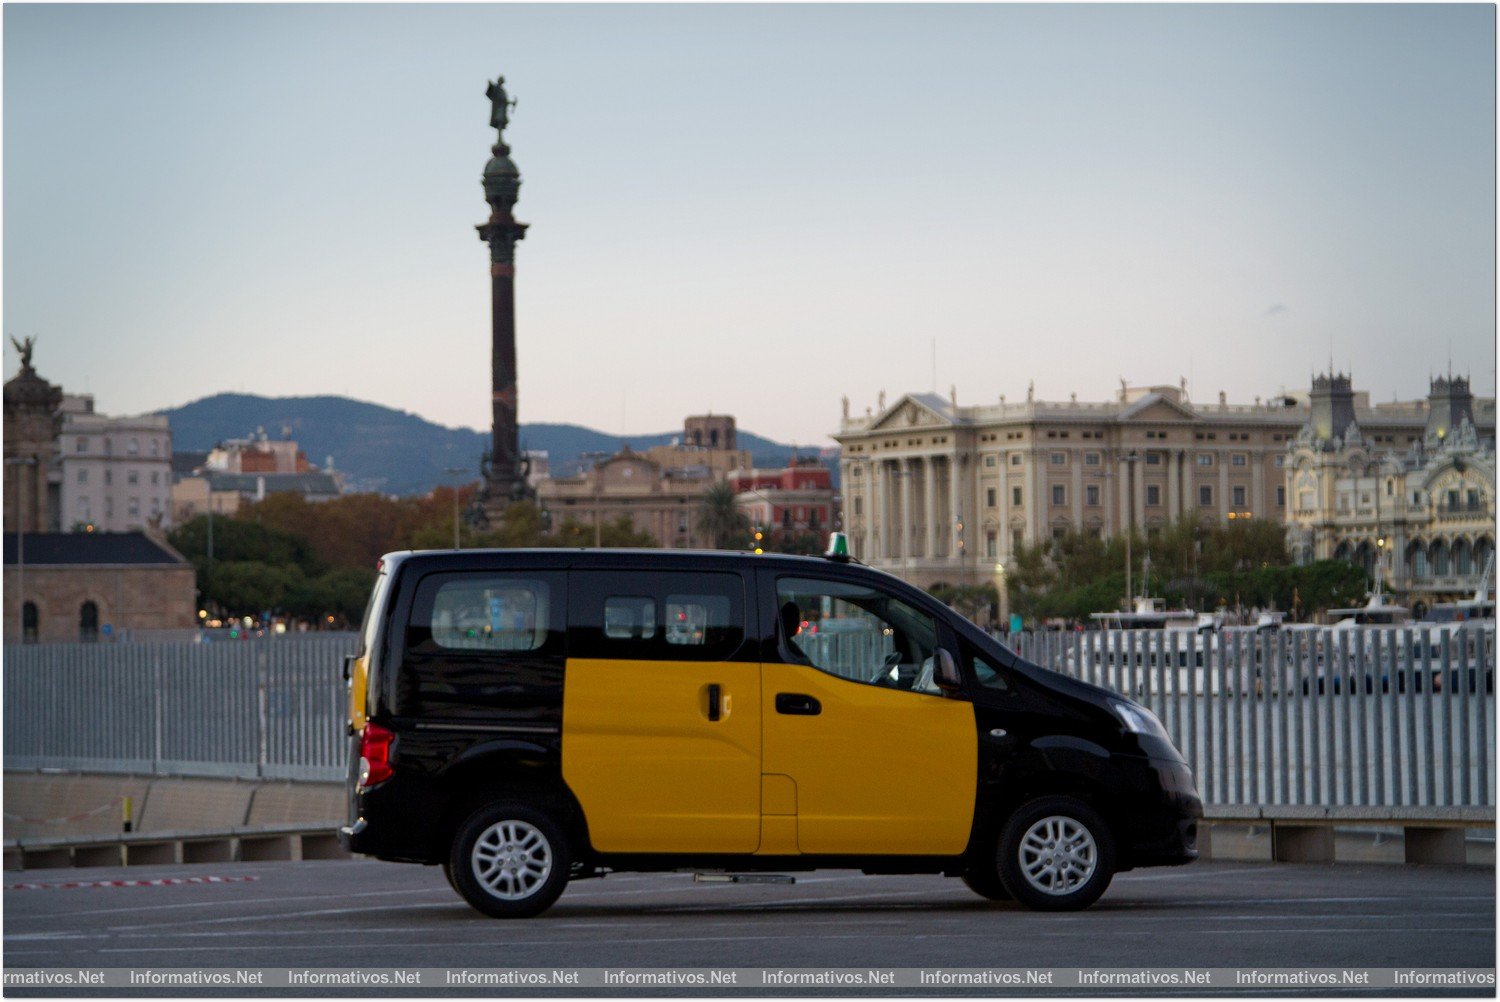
(934, 649), (963, 693)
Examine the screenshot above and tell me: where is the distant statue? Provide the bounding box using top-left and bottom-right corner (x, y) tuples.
(486, 75), (517, 133)
(950, 384), (957, 408)
(841, 395), (849, 419)
(10, 335), (34, 370)
(1027, 380), (1034, 402)
(878, 390), (886, 410)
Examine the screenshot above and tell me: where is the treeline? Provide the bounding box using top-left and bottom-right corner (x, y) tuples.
(167, 489), (654, 624)
(1006, 515), (1369, 623)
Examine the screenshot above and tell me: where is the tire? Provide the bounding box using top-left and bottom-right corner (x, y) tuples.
(960, 867), (1012, 901)
(997, 796), (1115, 911)
(440, 861), (458, 892)
(449, 801), (570, 918)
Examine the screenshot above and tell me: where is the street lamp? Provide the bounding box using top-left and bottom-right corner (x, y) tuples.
(444, 468), (470, 550)
(1121, 450), (1140, 608)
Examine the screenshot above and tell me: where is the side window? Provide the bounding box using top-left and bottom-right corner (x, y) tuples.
(406, 572), (561, 655)
(971, 651), (1010, 692)
(570, 570), (745, 661)
(604, 596), (655, 640)
(776, 576), (943, 695)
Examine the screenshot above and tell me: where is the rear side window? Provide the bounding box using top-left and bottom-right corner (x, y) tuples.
(406, 573), (562, 655)
(396, 569), (567, 720)
(570, 570), (746, 661)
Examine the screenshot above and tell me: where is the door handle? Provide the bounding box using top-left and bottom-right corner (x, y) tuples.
(707, 683), (721, 722)
(775, 692), (821, 716)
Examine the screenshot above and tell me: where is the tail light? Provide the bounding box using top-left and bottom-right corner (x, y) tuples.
(358, 723), (394, 788)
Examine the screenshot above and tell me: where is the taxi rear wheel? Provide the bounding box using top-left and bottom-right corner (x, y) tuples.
(997, 796), (1115, 911)
(449, 801), (570, 918)
(960, 867), (1012, 901)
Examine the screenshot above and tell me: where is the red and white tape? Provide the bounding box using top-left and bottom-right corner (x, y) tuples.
(6, 875), (260, 891)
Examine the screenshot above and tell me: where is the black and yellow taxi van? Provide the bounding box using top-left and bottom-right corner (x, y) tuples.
(340, 539), (1200, 917)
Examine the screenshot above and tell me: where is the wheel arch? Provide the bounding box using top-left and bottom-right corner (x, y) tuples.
(434, 741), (593, 861)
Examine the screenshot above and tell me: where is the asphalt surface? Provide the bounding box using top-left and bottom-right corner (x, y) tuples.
(4, 857), (1493, 978)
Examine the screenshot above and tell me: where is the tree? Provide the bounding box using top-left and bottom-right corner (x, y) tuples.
(929, 582), (999, 625)
(697, 482), (751, 550)
(198, 561), (303, 618)
(1002, 513), (1309, 623)
(169, 515), (323, 571)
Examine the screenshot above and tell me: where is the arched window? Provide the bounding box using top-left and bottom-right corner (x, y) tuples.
(1408, 542), (1428, 579)
(79, 601), (99, 643)
(22, 601), (38, 644)
(1455, 539), (1473, 577)
(1475, 537), (1494, 575)
(1431, 541), (1450, 577)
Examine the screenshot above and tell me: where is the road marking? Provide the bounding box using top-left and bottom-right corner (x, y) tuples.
(5, 875), (258, 892)
(4, 884), (454, 920)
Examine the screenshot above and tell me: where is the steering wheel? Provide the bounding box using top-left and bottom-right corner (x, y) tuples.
(869, 650), (902, 686)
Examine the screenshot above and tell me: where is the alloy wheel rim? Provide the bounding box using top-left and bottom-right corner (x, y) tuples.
(471, 820), (552, 900)
(1018, 815), (1097, 895)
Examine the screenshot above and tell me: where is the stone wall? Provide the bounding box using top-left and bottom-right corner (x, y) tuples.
(4, 564), (197, 642)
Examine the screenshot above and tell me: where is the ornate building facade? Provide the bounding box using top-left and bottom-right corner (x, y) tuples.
(536, 416), (752, 548)
(1286, 375), (1495, 613)
(4, 343), (196, 642)
(834, 378), (1495, 593)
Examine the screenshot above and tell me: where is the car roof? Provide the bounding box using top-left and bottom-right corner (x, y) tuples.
(379, 547), (864, 575)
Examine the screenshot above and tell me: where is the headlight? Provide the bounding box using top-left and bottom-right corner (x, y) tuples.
(1110, 699), (1168, 740)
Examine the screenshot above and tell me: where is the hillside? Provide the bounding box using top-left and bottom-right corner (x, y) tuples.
(158, 394), (837, 496)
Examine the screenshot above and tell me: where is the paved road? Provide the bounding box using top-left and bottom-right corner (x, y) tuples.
(3, 859), (1492, 979)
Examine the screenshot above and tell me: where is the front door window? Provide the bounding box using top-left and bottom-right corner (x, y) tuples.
(775, 577), (942, 694)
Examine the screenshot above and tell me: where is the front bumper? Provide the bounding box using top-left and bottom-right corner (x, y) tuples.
(1114, 755), (1202, 868)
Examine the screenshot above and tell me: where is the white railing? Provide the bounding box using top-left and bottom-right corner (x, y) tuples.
(1012, 627), (1495, 808)
(3, 636), (356, 782)
(6, 629), (1494, 810)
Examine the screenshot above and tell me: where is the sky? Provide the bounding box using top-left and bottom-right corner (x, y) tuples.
(4, 4), (1495, 447)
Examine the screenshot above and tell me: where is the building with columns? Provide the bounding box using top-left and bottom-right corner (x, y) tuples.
(833, 378), (1495, 597)
(1286, 375), (1496, 614)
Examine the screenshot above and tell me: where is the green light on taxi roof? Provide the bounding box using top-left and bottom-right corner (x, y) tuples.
(825, 532), (850, 561)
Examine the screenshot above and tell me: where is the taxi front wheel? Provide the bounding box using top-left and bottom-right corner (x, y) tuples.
(449, 802), (570, 918)
(996, 796), (1115, 911)
(960, 868), (1012, 901)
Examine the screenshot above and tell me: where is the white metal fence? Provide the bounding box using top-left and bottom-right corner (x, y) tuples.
(4, 629), (1494, 808)
(4, 635), (355, 782)
(1012, 627), (1496, 808)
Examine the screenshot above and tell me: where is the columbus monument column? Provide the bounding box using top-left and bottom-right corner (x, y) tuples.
(477, 74), (532, 515)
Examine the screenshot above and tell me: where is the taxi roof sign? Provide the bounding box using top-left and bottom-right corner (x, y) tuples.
(824, 531), (851, 562)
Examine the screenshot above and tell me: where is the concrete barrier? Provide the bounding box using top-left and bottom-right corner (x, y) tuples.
(1201, 805), (1495, 865)
(4, 771), (347, 872)
(5, 826), (349, 871)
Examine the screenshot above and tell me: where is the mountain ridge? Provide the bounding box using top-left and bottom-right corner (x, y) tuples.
(157, 393), (838, 496)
